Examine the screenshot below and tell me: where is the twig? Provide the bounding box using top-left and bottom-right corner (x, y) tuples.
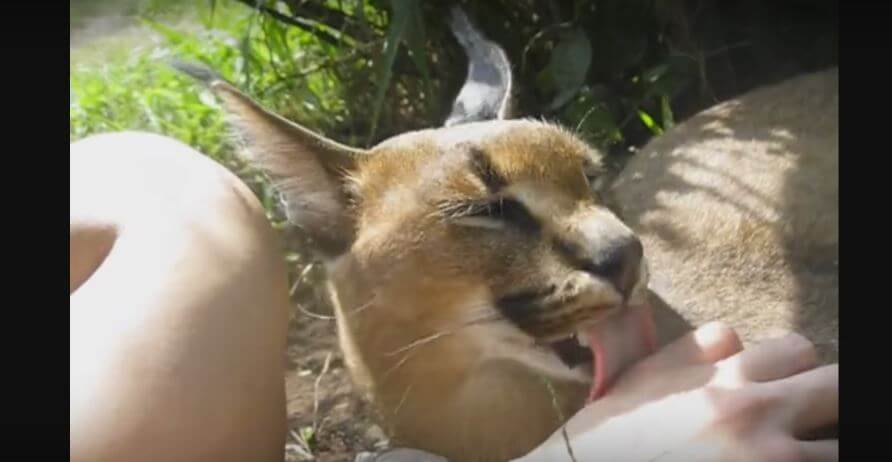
(574, 102), (608, 133)
(560, 426), (577, 462)
(255, 41), (382, 99)
(288, 429), (315, 460)
(312, 352), (334, 432)
(297, 303), (336, 321)
(542, 376), (578, 462)
(392, 383), (413, 417)
(260, 15), (285, 81)
(234, 0), (352, 47)
(289, 263), (316, 297)
(520, 21), (574, 74)
(280, 0), (377, 36)
(289, 263), (336, 321)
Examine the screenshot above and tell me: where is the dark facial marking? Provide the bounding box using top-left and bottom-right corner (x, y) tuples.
(495, 285), (556, 330)
(441, 148), (541, 233)
(494, 286), (600, 340)
(440, 196), (541, 234)
(493, 198), (540, 234)
(553, 235), (643, 299)
(468, 147), (507, 193)
(554, 238), (589, 270)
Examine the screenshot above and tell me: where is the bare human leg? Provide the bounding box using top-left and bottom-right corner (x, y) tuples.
(70, 132), (290, 462)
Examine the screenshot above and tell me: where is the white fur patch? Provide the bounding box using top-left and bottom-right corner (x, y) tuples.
(452, 216), (507, 230)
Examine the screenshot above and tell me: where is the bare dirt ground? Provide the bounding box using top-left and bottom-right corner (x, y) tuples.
(281, 250), (388, 462)
(282, 314), (386, 461)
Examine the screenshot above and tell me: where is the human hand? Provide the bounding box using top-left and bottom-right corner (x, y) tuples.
(517, 322), (838, 462)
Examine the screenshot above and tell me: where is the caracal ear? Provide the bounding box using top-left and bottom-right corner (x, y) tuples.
(444, 6), (515, 126)
(172, 60), (367, 257)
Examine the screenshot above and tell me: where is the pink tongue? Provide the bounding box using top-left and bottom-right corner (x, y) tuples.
(586, 303), (657, 403)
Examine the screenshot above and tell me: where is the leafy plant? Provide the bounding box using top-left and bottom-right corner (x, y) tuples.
(71, 0), (838, 220)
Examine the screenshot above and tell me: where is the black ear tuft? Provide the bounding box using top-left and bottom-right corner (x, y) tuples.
(168, 59), (222, 85)
(444, 7), (514, 127)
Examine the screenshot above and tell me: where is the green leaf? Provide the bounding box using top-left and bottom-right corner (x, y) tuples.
(239, 6), (262, 88)
(142, 18), (188, 45)
(404, 3), (436, 119)
(660, 95), (674, 131)
(367, 0), (415, 144)
(299, 425), (317, 449)
(208, 0), (217, 25)
(356, 0), (367, 29)
(561, 86), (623, 147)
(641, 63), (670, 84)
(537, 28), (592, 111)
(637, 109), (663, 136)
(639, 56), (696, 101)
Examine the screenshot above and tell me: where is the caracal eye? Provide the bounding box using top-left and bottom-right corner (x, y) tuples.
(444, 197), (538, 232)
(452, 215), (507, 230)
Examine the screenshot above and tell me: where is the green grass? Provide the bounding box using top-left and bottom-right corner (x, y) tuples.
(71, 0), (357, 159)
(71, 1), (228, 156)
(70, 0), (695, 173)
(70, 51), (228, 156)
(70, 0), (366, 225)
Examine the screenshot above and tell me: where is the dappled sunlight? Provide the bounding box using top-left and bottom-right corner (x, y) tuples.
(610, 69), (838, 362)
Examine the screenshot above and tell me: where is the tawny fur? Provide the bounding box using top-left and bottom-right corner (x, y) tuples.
(610, 68), (838, 363)
(182, 60), (837, 461)
(325, 121), (616, 461)
(330, 70), (838, 461)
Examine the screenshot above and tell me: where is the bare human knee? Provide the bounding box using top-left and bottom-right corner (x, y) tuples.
(71, 131), (290, 462)
(71, 131), (268, 229)
(70, 131), (285, 303)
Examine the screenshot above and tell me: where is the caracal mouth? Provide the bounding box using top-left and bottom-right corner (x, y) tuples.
(525, 262), (655, 400)
(527, 300), (656, 402)
(483, 259), (654, 399)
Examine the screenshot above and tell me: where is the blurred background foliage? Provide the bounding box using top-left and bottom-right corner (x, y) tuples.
(70, 0), (837, 240)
